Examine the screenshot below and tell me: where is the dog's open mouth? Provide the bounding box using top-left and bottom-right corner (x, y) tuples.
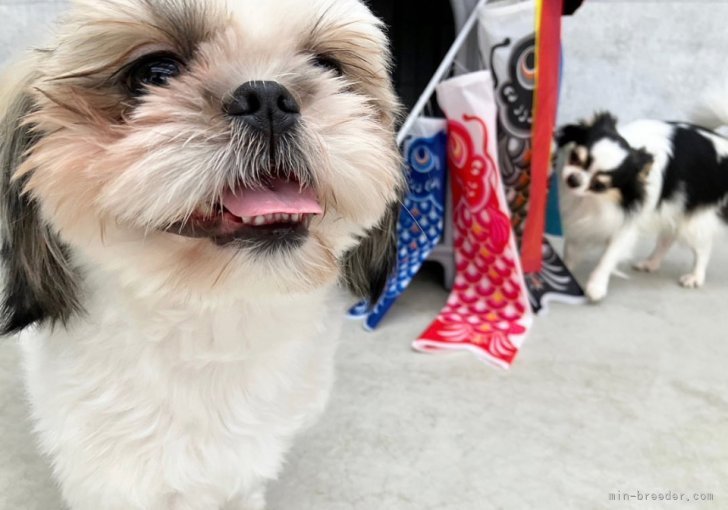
(165, 178), (322, 249)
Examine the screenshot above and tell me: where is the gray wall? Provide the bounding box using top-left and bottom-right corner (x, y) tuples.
(1, 0), (728, 124)
(560, 0), (728, 124)
(0, 0), (67, 67)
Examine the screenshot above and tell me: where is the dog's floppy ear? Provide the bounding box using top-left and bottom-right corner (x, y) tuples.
(0, 65), (82, 335)
(341, 200), (400, 304)
(555, 123), (587, 148)
(632, 147), (654, 181)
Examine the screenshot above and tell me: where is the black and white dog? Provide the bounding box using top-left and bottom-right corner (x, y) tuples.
(557, 112), (728, 302)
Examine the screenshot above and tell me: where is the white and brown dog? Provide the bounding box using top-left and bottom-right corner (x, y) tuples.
(0, 1), (403, 508)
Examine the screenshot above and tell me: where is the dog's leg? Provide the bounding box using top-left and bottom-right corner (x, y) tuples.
(563, 238), (584, 271)
(633, 232), (675, 273)
(680, 240), (713, 289)
(586, 228), (637, 302)
(678, 212), (716, 288)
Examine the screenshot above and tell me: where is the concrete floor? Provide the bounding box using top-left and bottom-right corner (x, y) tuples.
(1, 239), (727, 510)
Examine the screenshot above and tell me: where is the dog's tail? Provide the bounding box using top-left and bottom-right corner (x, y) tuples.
(692, 79), (728, 130)
(693, 79), (728, 222)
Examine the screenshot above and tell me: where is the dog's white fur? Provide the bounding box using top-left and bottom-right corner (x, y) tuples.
(0, 0), (402, 508)
(22, 288), (338, 510)
(559, 116), (728, 302)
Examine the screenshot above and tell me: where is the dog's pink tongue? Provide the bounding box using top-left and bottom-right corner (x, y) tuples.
(222, 180), (323, 217)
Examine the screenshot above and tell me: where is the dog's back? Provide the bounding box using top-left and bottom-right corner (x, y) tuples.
(619, 120), (728, 223)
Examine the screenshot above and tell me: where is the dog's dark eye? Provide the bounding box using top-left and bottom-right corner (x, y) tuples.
(569, 151), (582, 166)
(590, 179), (608, 193)
(312, 55), (343, 76)
(126, 54), (184, 95)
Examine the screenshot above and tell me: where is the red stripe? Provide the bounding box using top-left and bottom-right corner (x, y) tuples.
(521, 0), (563, 273)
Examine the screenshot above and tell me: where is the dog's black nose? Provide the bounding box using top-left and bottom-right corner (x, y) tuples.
(566, 173), (583, 189)
(224, 81), (300, 135)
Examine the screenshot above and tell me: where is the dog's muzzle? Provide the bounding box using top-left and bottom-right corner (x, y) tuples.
(162, 81), (322, 251)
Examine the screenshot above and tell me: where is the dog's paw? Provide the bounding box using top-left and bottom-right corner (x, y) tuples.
(586, 277), (609, 302)
(633, 259), (660, 273)
(679, 273), (705, 289)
